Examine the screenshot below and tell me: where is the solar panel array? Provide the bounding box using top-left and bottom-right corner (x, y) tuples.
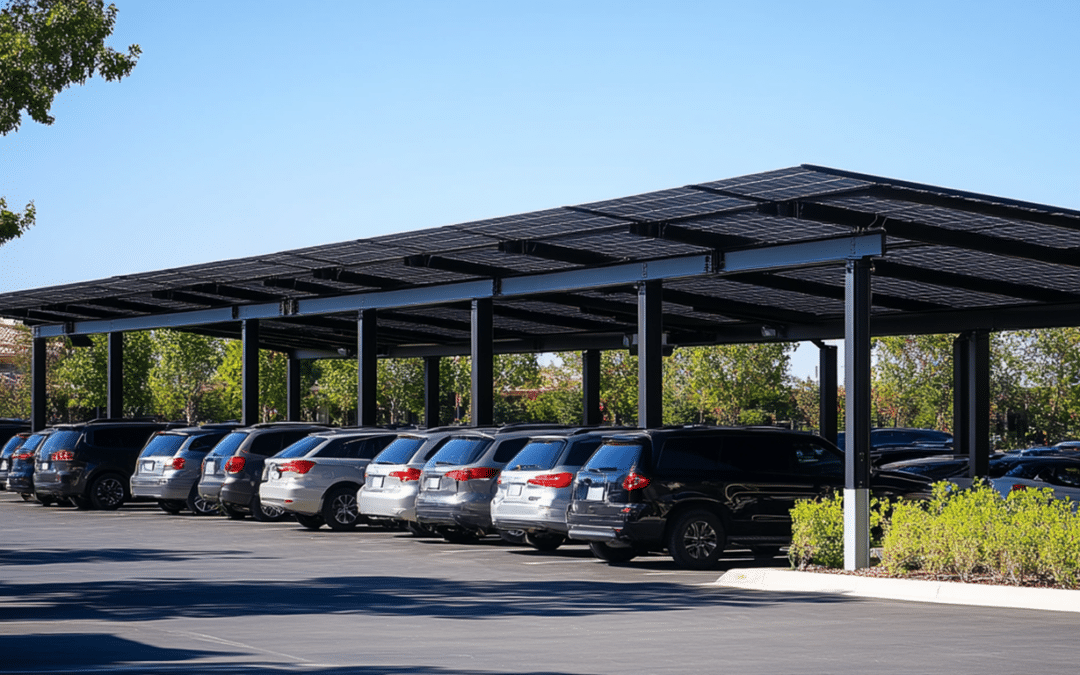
(3, 164), (1079, 356)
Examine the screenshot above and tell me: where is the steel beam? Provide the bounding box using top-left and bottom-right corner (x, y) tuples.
(722, 232), (885, 274)
(471, 299), (494, 427)
(242, 319), (260, 427)
(107, 332), (123, 418)
(817, 342), (838, 446)
(357, 310), (377, 426)
(424, 356), (441, 428)
(637, 281), (663, 428)
(286, 353), (301, 421)
(844, 258), (872, 570)
(583, 349), (601, 426)
(32, 337), (46, 432)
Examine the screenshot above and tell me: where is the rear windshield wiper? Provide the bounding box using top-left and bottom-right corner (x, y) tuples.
(589, 467), (618, 472)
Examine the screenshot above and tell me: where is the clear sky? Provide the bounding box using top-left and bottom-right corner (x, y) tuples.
(2, 0), (1078, 378)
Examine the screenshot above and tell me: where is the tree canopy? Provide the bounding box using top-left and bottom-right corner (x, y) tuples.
(0, 0), (140, 243)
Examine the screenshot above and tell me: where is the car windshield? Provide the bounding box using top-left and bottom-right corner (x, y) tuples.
(206, 432), (247, 458)
(275, 436), (325, 458)
(425, 437), (490, 468)
(373, 436), (425, 464)
(505, 440), (565, 471)
(38, 430), (82, 459)
(140, 433), (188, 457)
(582, 442), (642, 473)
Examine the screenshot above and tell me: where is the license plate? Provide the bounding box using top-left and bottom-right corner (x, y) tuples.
(204, 461), (215, 474)
(142, 461), (155, 472)
(369, 475), (384, 488)
(0, 459), (6, 470)
(587, 485), (605, 501)
(508, 484), (523, 497)
(424, 477), (440, 490)
(39, 462), (50, 471)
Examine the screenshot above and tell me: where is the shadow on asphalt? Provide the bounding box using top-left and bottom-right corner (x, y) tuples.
(0, 547), (259, 566)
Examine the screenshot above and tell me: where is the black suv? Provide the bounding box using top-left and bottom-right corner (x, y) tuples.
(33, 419), (179, 510)
(566, 426), (925, 570)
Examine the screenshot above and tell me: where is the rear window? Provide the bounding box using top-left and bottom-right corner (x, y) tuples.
(492, 438), (530, 464)
(1, 435), (26, 455)
(140, 434), (188, 457)
(206, 432), (248, 458)
(39, 430), (83, 459)
(187, 433), (227, 453)
(373, 436), (425, 465)
(582, 442), (642, 473)
(275, 436), (325, 459)
(19, 434), (49, 454)
(506, 440), (566, 471)
(426, 437), (491, 468)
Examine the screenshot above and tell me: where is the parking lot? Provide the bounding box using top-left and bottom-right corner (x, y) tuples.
(1, 495), (1077, 675)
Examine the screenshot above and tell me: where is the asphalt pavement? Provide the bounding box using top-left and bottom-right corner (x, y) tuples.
(1, 494), (1076, 674)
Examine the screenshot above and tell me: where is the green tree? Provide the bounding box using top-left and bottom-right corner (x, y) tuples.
(149, 330), (226, 424)
(872, 334), (955, 430)
(1, 0), (140, 240)
(378, 357), (424, 425)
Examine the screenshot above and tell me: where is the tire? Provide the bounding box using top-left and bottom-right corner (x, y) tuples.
(525, 532), (566, 552)
(589, 541), (639, 564)
(321, 486), (360, 531)
(667, 509), (725, 570)
(250, 495), (289, 523)
(186, 485), (218, 516)
(295, 513), (324, 530)
(221, 502), (247, 520)
(498, 529), (527, 545)
(88, 474), (128, 510)
(438, 526), (482, 544)
(158, 499), (184, 515)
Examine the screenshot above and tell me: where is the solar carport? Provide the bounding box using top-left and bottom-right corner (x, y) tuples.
(4, 164), (1080, 569)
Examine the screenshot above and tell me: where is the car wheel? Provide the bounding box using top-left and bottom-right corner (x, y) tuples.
(498, 529), (527, 544)
(186, 485), (218, 516)
(525, 532), (566, 552)
(321, 486), (360, 531)
(438, 526), (482, 544)
(589, 541), (639, 564)
(250, 495), (289, 523)
(88, 474), (128, 510)
(221, 502), (247, 520)
(158, 499), (184, 515)
(667, 509), (725, 570)
(295, 513), (324, 530)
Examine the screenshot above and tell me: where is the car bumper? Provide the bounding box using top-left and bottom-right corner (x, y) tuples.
(260, 483), (323, 516)
(6, 473), (33, 493)
(359, 485), (419, 522)
(33, 470), (82, 498)
(415, 495), (493, 530)
(490, 501), (569, 535)
(219, 479), (256, 509)
(130, 474), (194, 500)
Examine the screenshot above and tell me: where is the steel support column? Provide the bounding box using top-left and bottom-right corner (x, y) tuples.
(241, 319), (260, 427)
(424, 356), (440, 428)
(286, 353), (301, 421)
(637, 281), (663, 429)
(583, 349), (602, 426)
(954, 330), (991, 477)
(471, 298), (494, 427)
(31, 337), (46, 432)
(357, 309), (378, 426)
(844, 259), (872, 570)
(107, 332), (124, 418)
(816, 342), (838, 446)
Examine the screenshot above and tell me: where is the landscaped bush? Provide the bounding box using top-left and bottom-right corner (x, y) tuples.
(790, 482), (1080, 588)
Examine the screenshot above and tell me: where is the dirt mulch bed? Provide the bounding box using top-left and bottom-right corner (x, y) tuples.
(796, 564), (1075, 590)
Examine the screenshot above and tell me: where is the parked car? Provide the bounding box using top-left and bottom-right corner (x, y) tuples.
(260, 429), (397, 531)
(987, 456), (1080, 503)
(33, 419), (179, 509)
(415, 425), (573, 543)
(491, 428), (624, 551)
(837, 427), (953, 451)
(204, 422), (328, 521)
(0, 432), (29, 489)
(358, 429), (456, 534)
(129, 423), (242, 515)
(5, 430), (53, 502)
(566, 426), (931, 569)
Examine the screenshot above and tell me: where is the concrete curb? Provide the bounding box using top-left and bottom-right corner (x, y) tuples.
(715, 567), (1080, 614)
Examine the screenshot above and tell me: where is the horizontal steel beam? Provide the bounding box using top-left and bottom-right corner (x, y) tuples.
(719, 232), (885, 274)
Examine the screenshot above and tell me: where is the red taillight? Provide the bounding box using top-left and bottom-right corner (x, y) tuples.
(52, 450), (75, 462)
(389, 467), (422, 482)
(224, 456), (246, 473)
(1010, 483), (1028, 492)
(279, 460), (316, 474)
(14, 452), (31, 460)
(170, 457), (186, 470)
(445, 467), (500, 481)
(622, 472), (650, 491)
(527, 472), (574, 488)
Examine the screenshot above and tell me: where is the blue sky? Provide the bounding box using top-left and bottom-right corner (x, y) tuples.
(2, 0), (1078, 377)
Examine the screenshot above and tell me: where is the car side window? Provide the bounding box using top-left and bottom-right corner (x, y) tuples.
(564, 438), (603, 467)
(722, 436), (797, 475)
(657, 436), (723, 474)
(1049, 466), (1080, 488)
(493, 438), (530, 464)
(792, 439), (843, 478)
(250, 433), (286, 456)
